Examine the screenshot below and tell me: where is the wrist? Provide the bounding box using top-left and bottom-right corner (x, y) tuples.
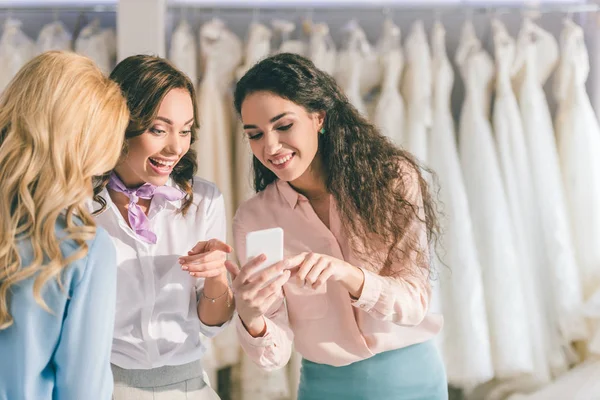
(239, 314), (267, 337)
(341, 265), (365, 299)
(203, 272), (229, 296)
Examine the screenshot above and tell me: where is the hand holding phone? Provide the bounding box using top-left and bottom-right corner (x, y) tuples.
(245, 228), (284, 274)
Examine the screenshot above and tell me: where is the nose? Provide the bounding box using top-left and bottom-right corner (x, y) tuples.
(264, 131), (282, 156)
(165, 132), (185, 156)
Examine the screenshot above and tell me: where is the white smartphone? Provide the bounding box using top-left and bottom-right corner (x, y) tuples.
(245, 227), (284, 273)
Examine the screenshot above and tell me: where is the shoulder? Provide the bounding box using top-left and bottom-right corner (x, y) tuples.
(53, 217), (116, 290)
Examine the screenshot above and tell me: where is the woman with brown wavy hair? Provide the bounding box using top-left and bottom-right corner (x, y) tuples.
(0, 51), (129, 399)
(92, 55), (232, 399)
(226, 53), (448, 399)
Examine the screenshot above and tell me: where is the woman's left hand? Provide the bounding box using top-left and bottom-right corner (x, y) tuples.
(178, 239), (232, 278)
(285, 252), (363, 293)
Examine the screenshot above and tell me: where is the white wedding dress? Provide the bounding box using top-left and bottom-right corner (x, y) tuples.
(0, 19), (36, 93)
(74, 19), (116, 74)
(513, 18), (587, 361)
(456, 20), (533, 379)
(373, 18), (404, 146)
(169, 19), (198, 86)
(428, 20), (493, 390)
(491, 19), (554, 388)
(37, 21), (72, 53)
(401, 20), (431, 162)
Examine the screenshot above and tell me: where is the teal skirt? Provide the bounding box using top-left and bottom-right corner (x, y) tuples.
(298, 341), (448, 400)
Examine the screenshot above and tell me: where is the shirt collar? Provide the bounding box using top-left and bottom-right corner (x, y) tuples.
(276, 180), (301, 209)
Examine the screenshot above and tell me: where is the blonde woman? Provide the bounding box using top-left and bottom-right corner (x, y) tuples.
(0, 51), (129, 399)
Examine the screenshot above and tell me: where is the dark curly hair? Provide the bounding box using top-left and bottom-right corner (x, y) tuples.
(234, 53), (440, 277)
(92, 55), (198, 215)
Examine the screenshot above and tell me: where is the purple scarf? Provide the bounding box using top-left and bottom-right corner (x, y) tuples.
(107, 173), (185, 244)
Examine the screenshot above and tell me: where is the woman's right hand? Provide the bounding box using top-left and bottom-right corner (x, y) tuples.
(225, 255), (291, 337)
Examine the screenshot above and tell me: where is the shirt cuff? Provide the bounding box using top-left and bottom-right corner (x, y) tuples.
(199, 314), (230, 338)
(235, 315), (275, 348)
(351, 267), (383, 312)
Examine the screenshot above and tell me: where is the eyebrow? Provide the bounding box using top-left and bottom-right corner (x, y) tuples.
(156, 116), (194, 125)
(243, 112), (293, 130)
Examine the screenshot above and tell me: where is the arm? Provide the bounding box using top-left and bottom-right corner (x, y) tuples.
(52, 228), (117, 400)
(230, 214), (294, 370)
(349, 165), (432, 326)
(196, 186), (234, 335)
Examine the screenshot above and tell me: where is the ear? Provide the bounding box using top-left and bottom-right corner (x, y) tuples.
(315, 111), (326, 130)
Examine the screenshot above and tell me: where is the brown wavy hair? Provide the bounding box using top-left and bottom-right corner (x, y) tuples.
(93, 55), (198, 215)
(0, 51), (129, 329)
(234, 53), (440, 277)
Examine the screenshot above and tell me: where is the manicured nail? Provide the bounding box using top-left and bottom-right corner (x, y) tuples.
(181, 266), (188, 271)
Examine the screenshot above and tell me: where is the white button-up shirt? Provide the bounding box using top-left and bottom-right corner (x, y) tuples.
(92, 177), (227, 369)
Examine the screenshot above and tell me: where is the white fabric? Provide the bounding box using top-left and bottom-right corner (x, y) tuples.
(336, 23), (368, 116)
(272, 19), (306, 55)
(337, 20), (380, 97)
(308, 22), (336, 76)
(91, 177), (228, 370)
(491, 19), (556, 387)
(0, 19), (36, 93)
(74, 19), (115, 74)
(196, 19), (241, 230)
(400, 20), (431, 162)
(508, 359), (600, 400)
(428, 20), (493, 390)
(234, 23), (272, 207)
(169, 20), (198, 86)
(36, 21), (72, 53)
(554, 19), (600, 302)
(373, 19), (404, 146)
(514, 18), (587, 351)
(456, 20), (534, 379)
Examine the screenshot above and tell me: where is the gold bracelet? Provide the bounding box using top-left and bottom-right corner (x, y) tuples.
(202, 287), (232, 308)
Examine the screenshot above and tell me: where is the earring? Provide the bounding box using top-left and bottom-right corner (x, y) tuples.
(319, 128), (326, 135)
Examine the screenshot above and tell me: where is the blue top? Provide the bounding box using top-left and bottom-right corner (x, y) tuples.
(0, 218), (117, 400)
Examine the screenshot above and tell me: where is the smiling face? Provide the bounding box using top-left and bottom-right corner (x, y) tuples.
(240, 91), (325, 185)
(114, 88), (194, 187)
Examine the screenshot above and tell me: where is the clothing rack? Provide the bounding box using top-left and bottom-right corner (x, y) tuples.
(167, 1), (600, 15)
(0, 5), (116, 12)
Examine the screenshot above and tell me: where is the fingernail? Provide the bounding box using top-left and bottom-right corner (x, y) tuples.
(181, 266), (188, 271)
(189, 272), (195, 277)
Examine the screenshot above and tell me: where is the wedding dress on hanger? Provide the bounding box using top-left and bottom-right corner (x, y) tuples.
(74, 19), (116, 74)
(456, 19), (533, 379)
(169, 19), (198, 86)
(307, 22), (336, 76)
(373, 18), (404, 146)
(554, 18), (600, 303)
(234, 22), (272, 207)
(272, 19), (306, 55)
(491, 18), (553, 388)
(513, 18), (587, 366)
(401, 20), (431, 161)
(428, 19), (493, 390)
(335, 21), (368, 116)
(0, 19), (35, 93)
(37, 20), (71, 53)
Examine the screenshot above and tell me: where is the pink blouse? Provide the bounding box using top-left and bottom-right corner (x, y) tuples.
(233, 177), (443, 369)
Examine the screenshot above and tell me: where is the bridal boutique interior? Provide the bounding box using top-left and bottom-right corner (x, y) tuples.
(2, 0), (600, 399)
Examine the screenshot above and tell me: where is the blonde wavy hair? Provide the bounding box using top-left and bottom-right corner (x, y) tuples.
(0, 51), (130, 329)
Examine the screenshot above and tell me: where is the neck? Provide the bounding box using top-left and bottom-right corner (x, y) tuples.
(289, 154), (328, 201)
(113, 166), (146, 189)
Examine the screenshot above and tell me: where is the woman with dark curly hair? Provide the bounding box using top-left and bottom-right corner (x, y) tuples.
(226, 53), (447, 399)
(92, 55), (232, 399)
